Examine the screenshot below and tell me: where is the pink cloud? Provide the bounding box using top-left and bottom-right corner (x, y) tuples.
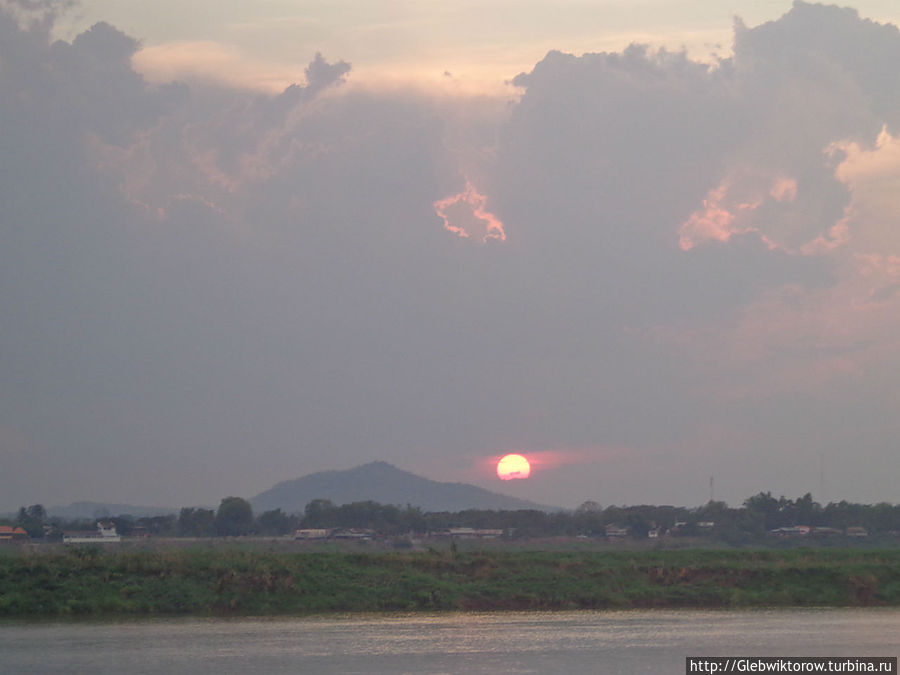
(670, 130), (900, 402)
(433, 180), (506, 242)
(654, 260), (900, 403)
(678, 172), (815, 253)
(799, 218), (850, 255)
(770, 176), (798, 203)
(678, 179), (769, 251)
(826, 127), (900, 257)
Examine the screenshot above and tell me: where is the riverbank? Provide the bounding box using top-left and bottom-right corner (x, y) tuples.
(1, 548), (898, 617)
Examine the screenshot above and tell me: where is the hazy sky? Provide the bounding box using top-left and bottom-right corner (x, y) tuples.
(57, 0), (900, 91)
(3, 0), (900, 511)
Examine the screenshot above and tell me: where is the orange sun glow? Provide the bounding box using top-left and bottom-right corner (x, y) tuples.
(496, 453), (531, 480)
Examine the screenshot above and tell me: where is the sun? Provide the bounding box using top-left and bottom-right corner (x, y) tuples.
(496, 453), (531, 480)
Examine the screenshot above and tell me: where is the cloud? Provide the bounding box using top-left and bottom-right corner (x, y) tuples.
(678, 177), (765, 251)
(677, 171), (808, 252)
(133, 44), (351, 96)
(770, 176), (798, 203)
(3, 1), (900, 510)
(830, 127), (900, 254)
(483, 1), (900, 500)
(433, 180), (506, 242)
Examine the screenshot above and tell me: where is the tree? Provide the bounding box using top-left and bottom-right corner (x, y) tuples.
(137, 514), (177, 536)
(575, 501), (601, 514)
(792, 493), (822, 526)
(624, 512), (651, 538)
(572, 501), (604, 536)
(744, 492), (781, 530)
(215, 497), (254, 536)
(178, 507), (216, 537)
(16, 504), (47, 538)
(303, 498), (336, 527)
(257, 509), (295, 535)
(108, 515), (135, 537)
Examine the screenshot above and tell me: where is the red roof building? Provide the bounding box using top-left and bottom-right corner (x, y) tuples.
(0, 525), (29, 541)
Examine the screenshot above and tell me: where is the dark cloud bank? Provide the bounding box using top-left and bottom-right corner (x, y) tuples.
(2, 1), (899, 509)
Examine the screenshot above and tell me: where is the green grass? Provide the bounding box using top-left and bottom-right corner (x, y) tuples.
(1, 547), (898, 617)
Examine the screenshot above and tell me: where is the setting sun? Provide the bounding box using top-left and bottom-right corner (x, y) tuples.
(496, 453), (531, 480)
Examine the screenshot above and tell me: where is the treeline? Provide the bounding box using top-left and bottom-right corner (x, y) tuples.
(5, 492), (899, 543)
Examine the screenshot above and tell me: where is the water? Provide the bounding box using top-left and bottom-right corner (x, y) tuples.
(1, 609), (897, 674)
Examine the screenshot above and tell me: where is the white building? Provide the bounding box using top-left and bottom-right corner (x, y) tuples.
(63, 521), (121, 544)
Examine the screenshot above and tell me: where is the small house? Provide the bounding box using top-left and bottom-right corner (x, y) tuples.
(0, 525), (28, 542)
(63, 521), (121, 544)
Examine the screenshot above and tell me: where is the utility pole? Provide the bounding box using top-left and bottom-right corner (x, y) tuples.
(819, 453), (825, 504)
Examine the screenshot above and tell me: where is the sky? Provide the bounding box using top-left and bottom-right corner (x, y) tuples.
(2, 0), (900, 511)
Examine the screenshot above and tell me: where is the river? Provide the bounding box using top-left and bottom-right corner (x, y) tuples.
(1, 609), (897, 674)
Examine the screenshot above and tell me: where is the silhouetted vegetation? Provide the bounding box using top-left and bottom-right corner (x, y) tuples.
(3, 492), (898, 544)
(288, 492), (899, 544)
(215, 497), (254, 536)
(178, 508), (215, 537)
(0, 548), (898, 617)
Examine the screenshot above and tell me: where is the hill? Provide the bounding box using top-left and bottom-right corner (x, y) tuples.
(250, 461), (555, 514)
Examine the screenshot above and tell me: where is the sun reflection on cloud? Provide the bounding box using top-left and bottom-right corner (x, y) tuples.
(433, 180), (506, 243)
(678, 172), (800, 252)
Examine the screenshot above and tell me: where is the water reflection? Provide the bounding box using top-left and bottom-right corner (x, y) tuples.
(1, 609), (897, 674)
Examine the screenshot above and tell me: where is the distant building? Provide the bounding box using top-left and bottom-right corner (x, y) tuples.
(810, 527), (842, 537)
(665, 521), (687, 537)
(432, 528), (505, 539)
(474, 529), (503, 539)
(768, 526), (810, 538)
(63, 521), (121, 544)
(0, 525), (28, 542)
(294, 528), (375, 540)
(332, 528), (374, 540)
(845, 526), (868, 538)
(605, 524), (629, 538)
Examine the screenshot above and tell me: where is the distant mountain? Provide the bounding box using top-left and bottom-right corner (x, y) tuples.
(48, 502), (180, 520)
(251, 461), (556, 514)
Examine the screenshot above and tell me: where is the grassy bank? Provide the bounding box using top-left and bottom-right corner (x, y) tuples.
(1, 548), (898, 617)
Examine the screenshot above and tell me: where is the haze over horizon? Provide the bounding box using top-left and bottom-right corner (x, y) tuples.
(3, 0), (900, 512)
